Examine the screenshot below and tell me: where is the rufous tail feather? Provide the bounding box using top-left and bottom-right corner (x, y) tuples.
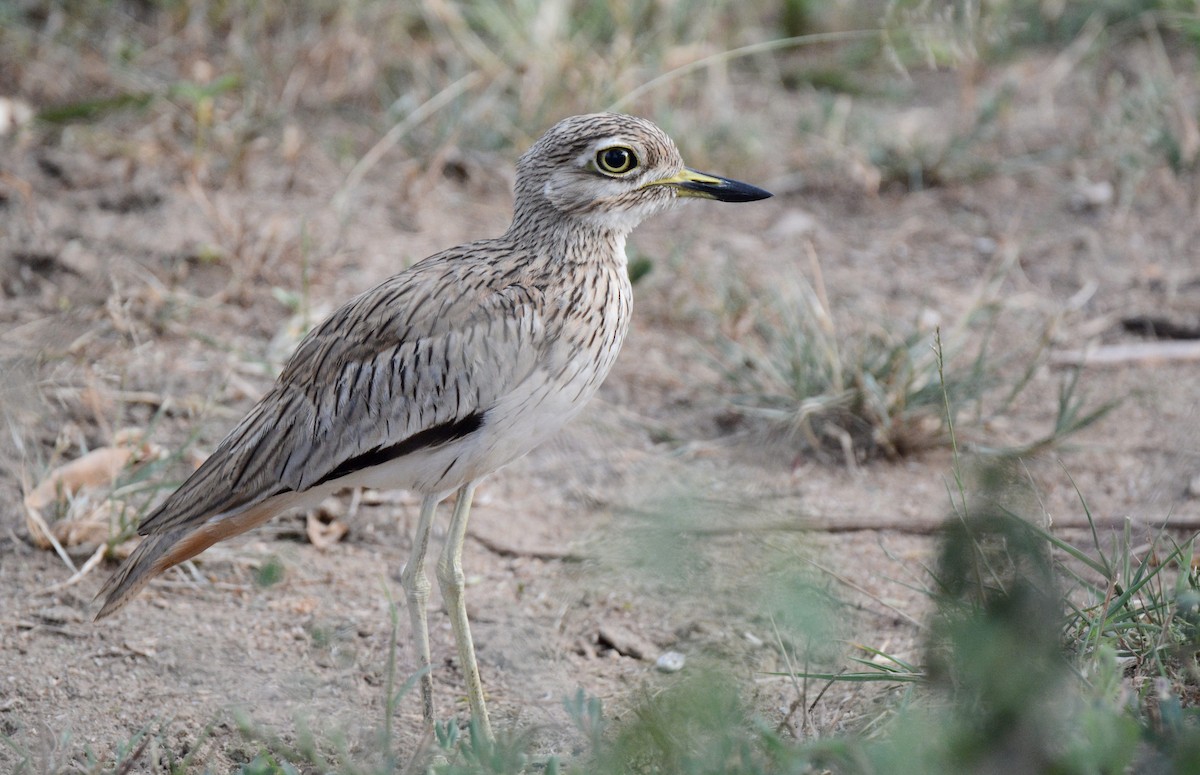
(95, 499), (283, 619)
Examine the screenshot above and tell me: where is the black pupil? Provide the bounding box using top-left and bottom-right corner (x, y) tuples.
(603, 148), (631, 171)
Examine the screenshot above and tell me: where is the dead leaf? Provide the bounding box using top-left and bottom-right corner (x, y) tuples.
(306, 510), (348, 550)
(23, 430), (164, 551)
(25, 446), (135, 514)
(51, 504), (113, 547)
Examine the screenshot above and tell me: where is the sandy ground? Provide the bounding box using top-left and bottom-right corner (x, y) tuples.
(3, 43), (1200, 772)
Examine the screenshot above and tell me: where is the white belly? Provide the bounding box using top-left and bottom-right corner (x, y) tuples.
(327, 327), (623, 499)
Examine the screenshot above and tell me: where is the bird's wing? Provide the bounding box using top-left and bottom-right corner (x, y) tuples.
(96, 247), (549, 617)
(140, 246), (548, 536)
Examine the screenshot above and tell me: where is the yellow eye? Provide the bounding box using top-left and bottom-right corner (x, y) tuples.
(595, 146), (638, 175)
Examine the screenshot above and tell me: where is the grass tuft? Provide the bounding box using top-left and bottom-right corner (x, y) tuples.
(715, 246), (1114, 463)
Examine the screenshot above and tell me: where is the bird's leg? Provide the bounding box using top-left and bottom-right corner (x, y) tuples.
(435, 480), (493, 741)
(399, 493), (441, 726)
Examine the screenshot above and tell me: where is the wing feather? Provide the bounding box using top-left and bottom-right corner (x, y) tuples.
(137, 245), (549, 536)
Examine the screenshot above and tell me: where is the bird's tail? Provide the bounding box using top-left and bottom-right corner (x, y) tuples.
(94, 528), (193, 619)
(94, 498), (284, 619)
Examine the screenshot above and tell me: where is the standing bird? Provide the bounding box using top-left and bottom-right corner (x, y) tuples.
(95, 113), (771, 738)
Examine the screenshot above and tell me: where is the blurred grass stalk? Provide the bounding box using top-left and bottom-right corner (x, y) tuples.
(4, 0), (988, 169)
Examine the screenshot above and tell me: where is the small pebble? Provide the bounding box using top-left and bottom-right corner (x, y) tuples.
(0, 97), (33, 136)
(1069, 180), (1113, 212)
(655, 651), (686, 673)
(973, 236), (997, 257)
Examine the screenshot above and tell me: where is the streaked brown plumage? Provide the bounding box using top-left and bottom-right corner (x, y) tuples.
(95, 112), (771, 737)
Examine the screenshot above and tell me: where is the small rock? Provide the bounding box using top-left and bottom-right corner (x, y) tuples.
(597, 622), (654, 661)
(58, 240), (99, 276)
(655, 651), (686, 673)
(973, 236), (997, 257)
(1186, 474), (1200, 499)
(1069, 180), (1113, 212)
(0, 97), (34, 136)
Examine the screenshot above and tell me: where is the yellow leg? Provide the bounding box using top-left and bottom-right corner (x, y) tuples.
(435, 481), (494, 741)
(399, 493), (441, 725)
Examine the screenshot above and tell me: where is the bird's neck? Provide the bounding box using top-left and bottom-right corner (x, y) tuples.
(503, 215), (629, 270)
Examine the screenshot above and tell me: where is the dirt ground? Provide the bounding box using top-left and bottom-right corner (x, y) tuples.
(3, 37), (1200, 772)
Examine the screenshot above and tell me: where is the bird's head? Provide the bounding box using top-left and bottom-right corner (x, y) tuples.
(511, 113), (771, 234)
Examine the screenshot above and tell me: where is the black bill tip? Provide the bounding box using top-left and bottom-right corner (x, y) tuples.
(672, 168), (772, 203)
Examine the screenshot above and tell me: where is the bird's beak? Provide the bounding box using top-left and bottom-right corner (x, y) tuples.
(648, 168), (772, 202)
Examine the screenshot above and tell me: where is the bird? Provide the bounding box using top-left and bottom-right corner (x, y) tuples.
(94, 112), (771, 739)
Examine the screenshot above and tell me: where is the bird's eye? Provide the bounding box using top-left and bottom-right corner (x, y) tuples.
(595, 146), (638, 175)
